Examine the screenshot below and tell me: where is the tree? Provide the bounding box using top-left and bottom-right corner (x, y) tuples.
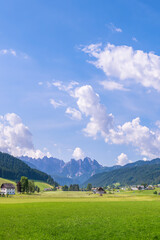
(69, 184), (79, 191)
(87, 183), (92, 191)
(35, 185), (40, 193)
(20, 176), (29, 193)
(28, 180), (35, 193)
(17, 181), (21, 193)
(62, 185), (68, 191)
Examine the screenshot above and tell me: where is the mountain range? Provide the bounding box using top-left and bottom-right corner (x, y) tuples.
(20, 156), (110, 185)
(20, 156), (160, 187)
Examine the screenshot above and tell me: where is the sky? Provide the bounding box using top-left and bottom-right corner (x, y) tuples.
(1, 0), (160, 166)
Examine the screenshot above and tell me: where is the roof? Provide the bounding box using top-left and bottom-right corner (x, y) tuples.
(1, 183), (15, 189)
(97, 187), (105, 191)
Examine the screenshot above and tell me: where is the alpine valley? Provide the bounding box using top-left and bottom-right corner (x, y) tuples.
(20, 156), (120, 185)
(20, 156), (160, 186)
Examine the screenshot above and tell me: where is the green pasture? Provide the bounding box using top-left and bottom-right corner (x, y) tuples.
(1, 191), (160, 239)
(34, 181), (53, 190)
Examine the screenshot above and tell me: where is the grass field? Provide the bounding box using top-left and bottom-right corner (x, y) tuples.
(1, 191), (160, 239)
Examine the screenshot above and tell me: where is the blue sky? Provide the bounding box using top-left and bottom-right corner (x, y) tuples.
(1, 0), (160, 165)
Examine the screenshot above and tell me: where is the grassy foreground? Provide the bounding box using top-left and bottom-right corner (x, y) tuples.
(1, 191), (160, 239)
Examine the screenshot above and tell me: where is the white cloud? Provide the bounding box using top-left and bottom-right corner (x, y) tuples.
(52, 81), (79, 96)
(72, 147), (85, 160)
(52, 80), (160, 159)
(116, 153), (131, 166)
(108, 23), (122, 33)
(65, 107), (82, 120)
(0, 113), (51, 158)
(0, 49), (16, 56)
(74, 85), (114, 138)
(100, 80), (129, 91)
(50, 98), (65, 109)
(83, 43), (160, 91)
(73, 85), (160, 158)
(106, 117), (160, 159)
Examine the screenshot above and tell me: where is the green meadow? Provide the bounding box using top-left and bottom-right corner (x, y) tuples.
(1, 191), (160, 239)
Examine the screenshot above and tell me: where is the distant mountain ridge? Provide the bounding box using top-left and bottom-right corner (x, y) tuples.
(20, 156), (106, 185)
(20, 155), (160, 186)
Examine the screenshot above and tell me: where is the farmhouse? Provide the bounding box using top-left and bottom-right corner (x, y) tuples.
(1, 183), (15, 195)
(96, 187), (106, 194)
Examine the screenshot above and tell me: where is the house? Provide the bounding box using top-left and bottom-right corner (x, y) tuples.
(44, 188), (53, 191)
(137, 185), (145, 190)
(131, 186), (138, 191)
(1, 183), (15, 195)
(96, 187), (106, 195)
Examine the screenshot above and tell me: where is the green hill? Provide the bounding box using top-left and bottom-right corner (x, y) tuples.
(0, 177), (16, 187)
(84, 163), (160, 187)
(0, 152), (57, 186)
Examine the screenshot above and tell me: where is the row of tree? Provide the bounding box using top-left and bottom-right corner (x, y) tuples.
(17, 176), (40, 193)
(62, 184), (80, 191)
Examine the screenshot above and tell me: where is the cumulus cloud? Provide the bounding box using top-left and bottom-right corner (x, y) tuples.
(50, 98), (65, 108)
(72, 147), (85, 160)
(74, 85), (160, 158)
(0, 113), (51, 159)
(106, 118), (160, 159)
(83, 43), (160, 91)
(116, 153), (131, 166)
(108, 23), (122, 33)
(100, 80), (129, 91)
(51, 80), (160, 159)
(74, 85), (114, 138)
(65, 107), (82, 120)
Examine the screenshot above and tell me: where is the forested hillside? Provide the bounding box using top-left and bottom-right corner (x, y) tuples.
(84, 162), (160, 187)
(0, 152), (57, 185)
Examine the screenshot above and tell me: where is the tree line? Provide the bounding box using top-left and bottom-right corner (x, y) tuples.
(62, 184), (93, 191)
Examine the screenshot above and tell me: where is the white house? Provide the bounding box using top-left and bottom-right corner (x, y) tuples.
(1, 183), (15, 195)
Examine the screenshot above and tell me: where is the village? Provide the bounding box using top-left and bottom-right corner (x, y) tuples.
(1, 180), (160, 197)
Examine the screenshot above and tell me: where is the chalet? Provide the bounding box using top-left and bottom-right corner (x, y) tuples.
(96, 187), (106, 195)
(137, 185), (145, 190)
(1, 183), (15, 195)
(131, 186), (138, 191)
